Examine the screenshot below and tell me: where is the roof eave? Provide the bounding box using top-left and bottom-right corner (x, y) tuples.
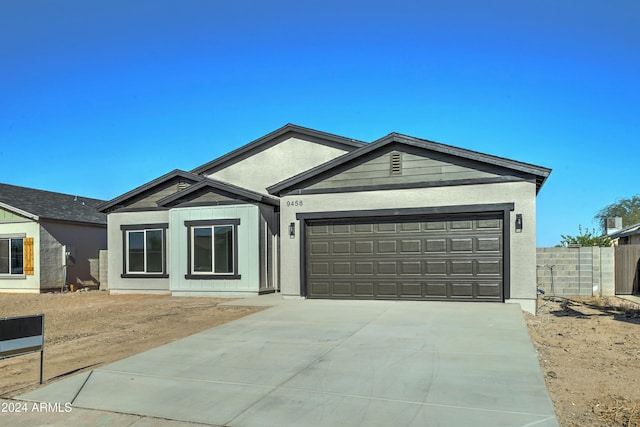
(269, 133), (552, 195)
(97, 170), (203, 212)
(0, 201), (39, 221)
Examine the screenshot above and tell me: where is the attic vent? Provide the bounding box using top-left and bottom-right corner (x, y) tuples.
(177, 181), (190, 191)
(390, 152), (402, 175)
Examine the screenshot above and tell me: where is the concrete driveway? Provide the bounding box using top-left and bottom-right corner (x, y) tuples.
(16, 299), (558, 426)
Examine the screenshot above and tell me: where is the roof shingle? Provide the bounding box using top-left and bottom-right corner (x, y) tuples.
(0, 183), (106, 225)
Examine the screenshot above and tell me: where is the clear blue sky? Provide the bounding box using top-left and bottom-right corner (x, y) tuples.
(1, 1), (638, 247)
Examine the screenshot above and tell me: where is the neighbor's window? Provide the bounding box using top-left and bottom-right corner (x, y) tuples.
(121, 224), (168, 277)
(186, 219), (240, 279)
(0, 237), (24, 275)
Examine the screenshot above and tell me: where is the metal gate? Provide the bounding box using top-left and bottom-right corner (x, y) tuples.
(615, 245), (640, 295)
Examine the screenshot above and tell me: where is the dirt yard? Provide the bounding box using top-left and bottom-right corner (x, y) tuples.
(1, 292), (639, 426)
(526, 296), (640, 427)
(0, 291), (265, 398)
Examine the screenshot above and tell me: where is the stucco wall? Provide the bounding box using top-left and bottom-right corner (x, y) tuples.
(107, 211), (170, 293)
(279, 181), (538, 313)
(207, 137), (350, 194)
(39, 221), (107, 289)
(0, 220), (40, 292)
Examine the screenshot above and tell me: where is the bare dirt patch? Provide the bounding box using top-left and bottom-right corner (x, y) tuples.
(526, 296), (640, 427)
(0, 291), (266, 398)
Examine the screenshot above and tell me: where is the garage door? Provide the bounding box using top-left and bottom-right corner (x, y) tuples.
(305, 214), (503, 301)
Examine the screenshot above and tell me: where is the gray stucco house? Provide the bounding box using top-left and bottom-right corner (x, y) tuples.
(0, 183), (107, 292)
(98, 124), (550, 313)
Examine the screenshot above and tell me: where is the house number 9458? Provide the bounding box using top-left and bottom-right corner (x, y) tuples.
(286, 200), (303, 207)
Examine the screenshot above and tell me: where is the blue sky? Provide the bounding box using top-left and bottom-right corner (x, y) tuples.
(1, 0), (638, 247)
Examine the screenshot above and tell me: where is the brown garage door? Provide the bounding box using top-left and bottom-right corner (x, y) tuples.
(305, 214), (503, 301)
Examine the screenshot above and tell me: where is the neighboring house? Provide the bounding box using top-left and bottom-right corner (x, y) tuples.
(98, 124), (551, 313)
(609, 223), (640, 245)
(0, 184), (107, 293)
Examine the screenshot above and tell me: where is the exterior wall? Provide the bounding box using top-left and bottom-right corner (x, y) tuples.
(168, 204), (263, 295)
(0, 219), (40, 293)
(279, 181), (538, 312)
(38, 224), (64, 290)
(258, 205), (279, 292)
(107, 211), (170, 293)
(39, 221), (107, 289)
(536, 247), (615, 297)
(207, 137), (350, 194)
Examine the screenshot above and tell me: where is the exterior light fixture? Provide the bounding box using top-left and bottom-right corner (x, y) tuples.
(515, 214), (523, 233)
(289, 222), (295, 238)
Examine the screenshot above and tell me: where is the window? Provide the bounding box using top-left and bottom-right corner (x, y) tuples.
(185, 219), (240, 279)
(0, 237), (24, 275)
(120, 224), (168, 278)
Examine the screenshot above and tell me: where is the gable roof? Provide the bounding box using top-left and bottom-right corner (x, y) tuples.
(157, 178), (280, 207)
(97, 169), (203, 212)
(0, 183), (106, 225)
(268, 133), (552, 195)
(608, 223), (640, 240)
(190, 123), (367, 176)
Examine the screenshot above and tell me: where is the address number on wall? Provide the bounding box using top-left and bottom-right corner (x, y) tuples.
(286, 200), (303, 207)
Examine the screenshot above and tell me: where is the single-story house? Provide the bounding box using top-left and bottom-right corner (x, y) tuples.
(98, 124), (551, 313)
(0, 183), (107, 292)
(609, 223), (640, 245)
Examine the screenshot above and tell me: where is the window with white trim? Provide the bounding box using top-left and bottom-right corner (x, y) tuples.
(0, 237), (24, 275)
(185, 219), (240, 280)
(120, 224), (168, 278)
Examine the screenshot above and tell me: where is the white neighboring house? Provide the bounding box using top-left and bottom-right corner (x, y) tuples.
(0, 183), (107, 293)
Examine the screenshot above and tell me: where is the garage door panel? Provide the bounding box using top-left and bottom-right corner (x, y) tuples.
(355, 282), (374, 296)
(425, 260), (447, 275)
(354, 224), (374, 233)
(477, 282), (502, 297)
(355, 262), (374, 275)
(478, 237), (501, 252)
(377, 282), (399, 296)
(401, 240), (421, 253)
(306, 215), (503, 301)
(451, 282), (474, 297)
(332, 262), (351, 275)
(451, 238), (473, 252)
(378, 262), (398, 275)
(451, 220), (473, 230)
(310, 262), (330, 275)
(310, 241), (330, 255)
(477, 260), (502, 275)
(400, 283), (422, 296)
(310, 282), (329, 295)
(477, 219), (501, 229)
(450, 261), (473, 275)
(377, 241), (397, 253)
(425, 282), (447, 297)
(355, 241), (374, 254)
(333, 282), (352, 295)
(401, 261), (421, 275)
(332, 241), (351, 254)
(377, 223), (398, 233)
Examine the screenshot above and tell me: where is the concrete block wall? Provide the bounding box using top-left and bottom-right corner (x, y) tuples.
(99, 250), (108, 290)
(536, 247), (615, 297)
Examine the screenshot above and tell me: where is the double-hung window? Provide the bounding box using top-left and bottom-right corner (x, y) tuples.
(185, 219), (240, 279)
(0, 237), (24, 275)
(121, 224), (168, 278)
